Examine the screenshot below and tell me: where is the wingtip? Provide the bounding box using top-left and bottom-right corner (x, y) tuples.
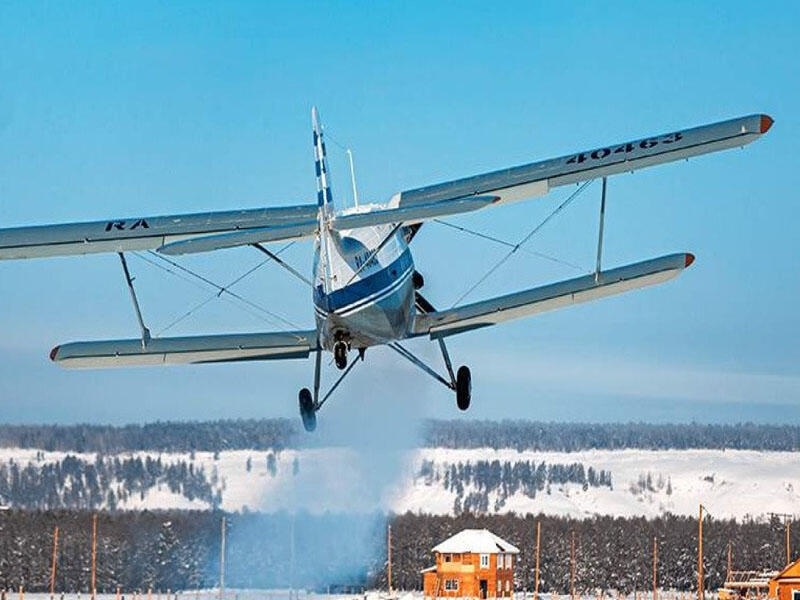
(760, 114), (774, 133)
(685, 253), (695, 268)
(49, 346), (60, 361)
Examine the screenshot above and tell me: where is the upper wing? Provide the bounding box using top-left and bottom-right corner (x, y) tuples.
(413, 253), (694, 339)
(0, 114), (771, 259)
(50, 330), (317, 368)
(0, 204), (318, 260)
(394, 113), (772, 209)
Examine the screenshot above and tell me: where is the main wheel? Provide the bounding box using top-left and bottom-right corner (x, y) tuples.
(334, 341), (348, 370)
(456, 365), (472, 411)
(298, 388), (317, 432)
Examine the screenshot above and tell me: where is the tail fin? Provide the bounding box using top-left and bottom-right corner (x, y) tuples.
(312, 106), (334, 213)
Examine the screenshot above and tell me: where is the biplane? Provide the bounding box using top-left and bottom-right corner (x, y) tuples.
(0, 109), (773, 430)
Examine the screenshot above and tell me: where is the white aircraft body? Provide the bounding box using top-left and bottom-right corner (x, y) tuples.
(0, 109), (773, 430)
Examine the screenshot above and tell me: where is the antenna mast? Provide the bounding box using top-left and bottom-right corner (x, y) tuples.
(346, 149), (359, 208)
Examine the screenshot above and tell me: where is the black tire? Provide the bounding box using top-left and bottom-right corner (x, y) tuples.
(298, 388), (316, 432)
(456, 365), (471, 411)
(334, 342), (348, 370)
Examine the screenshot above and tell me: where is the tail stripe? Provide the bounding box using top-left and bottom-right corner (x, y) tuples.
(312, 107), (333, 210)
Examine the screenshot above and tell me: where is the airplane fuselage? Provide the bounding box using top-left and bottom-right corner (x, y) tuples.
(312, 216), (415, 351)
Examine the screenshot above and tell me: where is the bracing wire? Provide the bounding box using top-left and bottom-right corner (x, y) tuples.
(432, 219), (586, 272)
(131, 243), (302, 333)
(153, 242), (298, 335)
(148, 250), (302, 330)
(449, 179), (595, 308)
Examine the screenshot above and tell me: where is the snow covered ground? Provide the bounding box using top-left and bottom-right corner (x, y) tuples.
(10, 590), (707, 600)
(1, 446), (798, 519)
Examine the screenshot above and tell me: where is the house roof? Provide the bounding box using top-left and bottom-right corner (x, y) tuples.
(432, 528), (520, 554)
(774, 557), (800, 580)
(420, 566), (437, 573)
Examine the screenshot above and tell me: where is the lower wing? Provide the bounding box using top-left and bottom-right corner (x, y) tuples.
(50, 330), (317, 368)
(413, 253), (693, 339)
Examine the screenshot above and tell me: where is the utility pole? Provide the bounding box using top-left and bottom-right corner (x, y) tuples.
(49, 525), (59, 599)
(653, 536), (658, 600)
(219, 516), (226, 600)
(789, 520), (792, 565)
(570, 530), (576, 600)
(534, 521), (541, 600)
(387, 524), (393, 595)
(768, 513), (793, 566)
(290, 514), (295, 600)
(726, 542), (732, 583)
(91, 514), (97, 600)
(698, 505), (705, 600)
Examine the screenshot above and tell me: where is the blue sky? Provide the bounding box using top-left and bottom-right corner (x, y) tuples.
(0, 2), (797, 426)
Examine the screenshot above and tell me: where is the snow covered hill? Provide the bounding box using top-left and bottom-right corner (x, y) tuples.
(0, 446), (797, 519)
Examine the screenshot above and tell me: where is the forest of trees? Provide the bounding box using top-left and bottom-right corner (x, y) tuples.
(421, 421), (800, 451)
(0, 420), (295, 453)
(0, 455), (218, 510)
(0, 420), (796, 453)
(418, 459), (612, 514)
(0, 510), (795, 594)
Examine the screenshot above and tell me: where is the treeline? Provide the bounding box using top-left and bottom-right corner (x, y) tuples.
(0, 510), (796, 593)
(423, 421), (800, 451)
(0, 420), (296, 453)
(0, 420), (799, 452)
(0, 456), (218, 510)
(418, 460), (612, 514)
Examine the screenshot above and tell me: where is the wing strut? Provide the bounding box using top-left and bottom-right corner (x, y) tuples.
(595, 177), (608, 283)
(388, 342), (455, 390)
(118, 253), (151, 348)
(252, 243), (314, 287)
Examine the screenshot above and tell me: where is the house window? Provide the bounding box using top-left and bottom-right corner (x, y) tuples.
(505, 554), (513, 569)
(444, 554), (452, 562)
(480, 554), (490, 568)
(497, 553), (504, 569)
(497, 580), (502, 592)
(505, 581), (511, 592)
(444, 579), (459, 591)
(792, 591), (800, 600)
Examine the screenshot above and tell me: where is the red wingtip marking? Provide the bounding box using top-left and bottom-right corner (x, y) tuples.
(685, 253), (695, 268)
(49, 346), (60, 361)
(760, 114), (774, 133)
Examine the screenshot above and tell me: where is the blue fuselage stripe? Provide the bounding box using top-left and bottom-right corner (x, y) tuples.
(314, 248), (413, 313)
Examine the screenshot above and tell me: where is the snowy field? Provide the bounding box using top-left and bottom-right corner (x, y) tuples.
(13, 592), (701, 600)
(1, 446), (799, 519)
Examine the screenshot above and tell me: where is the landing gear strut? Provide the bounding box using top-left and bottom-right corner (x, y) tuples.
(387, 339), (473, 412)
(298, 343), (364, 432)
(405, 292), (473, 412)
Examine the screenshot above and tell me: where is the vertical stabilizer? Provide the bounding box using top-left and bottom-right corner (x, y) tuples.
(312, 107), (334, 214)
